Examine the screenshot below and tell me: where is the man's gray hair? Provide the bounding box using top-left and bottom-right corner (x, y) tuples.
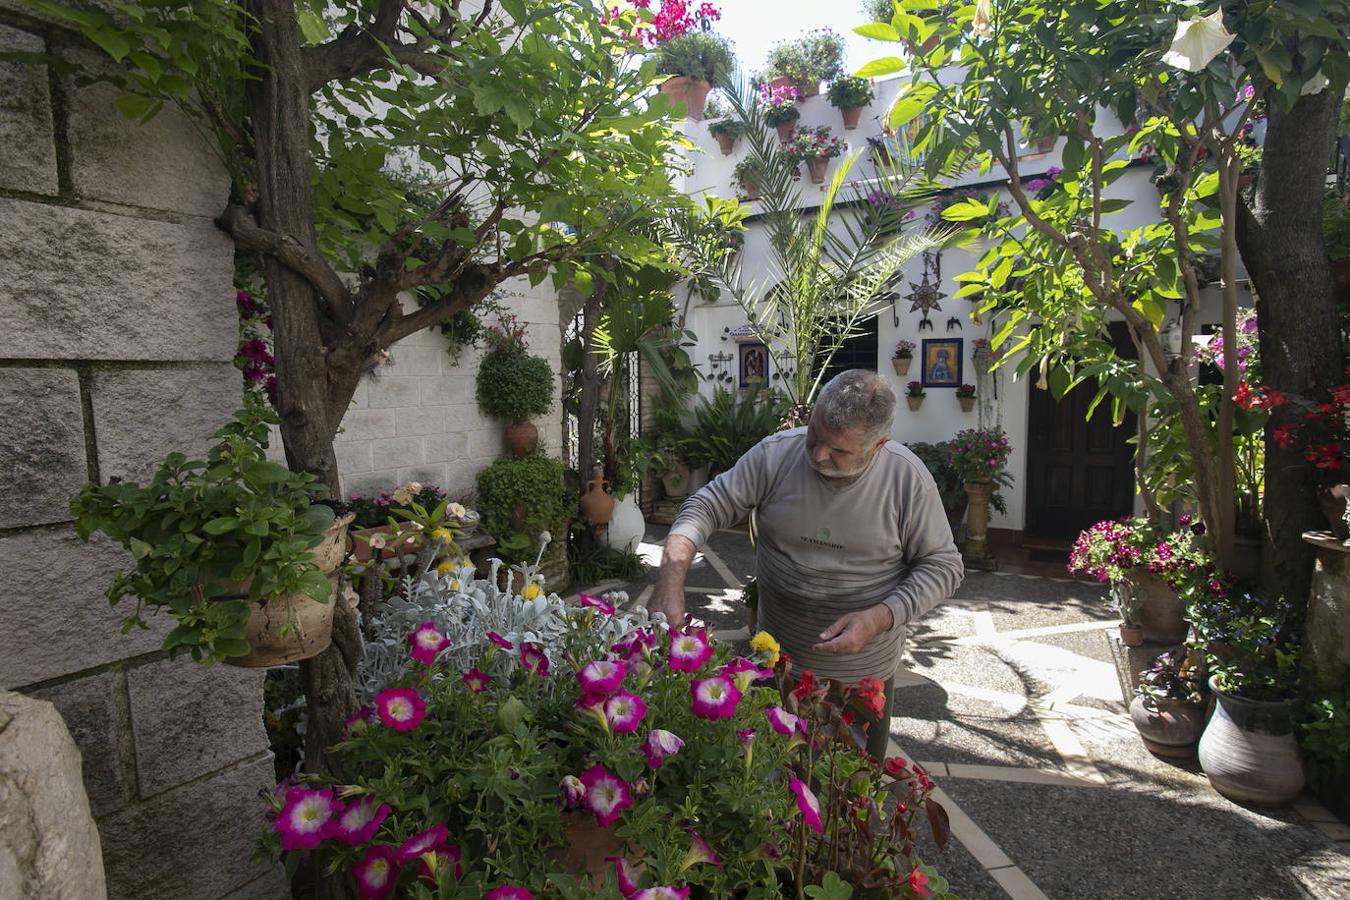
(814, 370), (896, 441)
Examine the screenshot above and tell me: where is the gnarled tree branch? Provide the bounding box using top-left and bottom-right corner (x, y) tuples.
(217, 204), (354, 325)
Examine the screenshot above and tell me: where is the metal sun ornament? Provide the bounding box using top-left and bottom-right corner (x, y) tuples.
(906, 252), (946, 332)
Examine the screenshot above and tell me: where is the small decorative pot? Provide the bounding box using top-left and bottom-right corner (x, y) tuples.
(892, 356), (912, 376)
(1129, 694), (1206, 758)
(579, 471), (615, 526)
(906, 395), (924, 411)
(775, 121), (796, 143)
(714, 131), (736, 155)
(657, 75), (711, 120)
(505, 419), (539, 457)
(1130, 571), (1188, 645)
(841, 106), (863, 129)
(807, 157), (829, 184)
(1118, 622), (1145, 647)
(958, 396), (976, 413)
(1198, 677), (1305, 805)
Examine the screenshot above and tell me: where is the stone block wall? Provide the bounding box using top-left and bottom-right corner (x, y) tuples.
(0, 6), (284, 898)
(332, 284), (565, 502)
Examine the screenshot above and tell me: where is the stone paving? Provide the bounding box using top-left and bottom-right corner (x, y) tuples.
(575, 524), (1350, 900)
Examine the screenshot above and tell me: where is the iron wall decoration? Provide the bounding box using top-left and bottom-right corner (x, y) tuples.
(905, 250), (946, 332)
(738, 342), (770, 389)
(921, 338), (963, 388)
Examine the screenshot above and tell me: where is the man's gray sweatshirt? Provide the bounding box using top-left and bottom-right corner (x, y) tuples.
(669, 427), (964, 681)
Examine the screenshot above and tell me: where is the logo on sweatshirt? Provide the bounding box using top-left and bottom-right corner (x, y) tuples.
(801, 526), (844, 551)
(818, 527), (831, 541)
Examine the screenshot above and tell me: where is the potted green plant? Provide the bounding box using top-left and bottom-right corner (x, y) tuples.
(70, 401), (346, 667)
(1111, 579), (1146, 646)
(765, 27), (845, 97)
(1130, 648), (1208, 757)
(707, 114), (746, 155)
(475, 347), (555, 457)
(678, 386), (787, 478)
(782, 125), (845, 184)
(948, 427), (1013, 565)
(654, 31), (734, 121)
(475, 453), (567, 566)
(732, 157), (767, 200)
(827, 75), (874, 129)
(892, 339), (916, 376)
(759, 81), (802, 141)
(904, 380), (926, 410)
(955, 382), (977, 412)
(1191, 592), (1306, 804)
(904, 441), (968, 534)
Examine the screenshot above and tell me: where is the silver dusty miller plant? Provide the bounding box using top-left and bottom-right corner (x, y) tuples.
(354, 534), (661, 702)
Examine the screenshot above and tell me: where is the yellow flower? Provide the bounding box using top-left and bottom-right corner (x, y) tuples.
(523, 583), (542, 601)
(750, 630), (780, 666)
(430, 527), (455, 545)
(436, 561), (457, 576)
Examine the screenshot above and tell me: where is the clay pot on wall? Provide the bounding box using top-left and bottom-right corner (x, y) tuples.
(1198, 677), (1305, 805)
(841, 106), (863, 130)
(714, 131), (737, 155)
(906, 395), (923, 411)
(658, 76), (712, 120)
(775, 121), (796, 143)
(892, 357), (912, 376)
(807, 157), (829, 184)
(505, 420), (539, 457)
(958, 396), (976, 413)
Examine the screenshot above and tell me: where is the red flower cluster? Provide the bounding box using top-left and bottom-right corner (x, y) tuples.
(1232, 381), (1286, 411)
(603, 1), (721, 46)
(1262, 371), (1350, 473)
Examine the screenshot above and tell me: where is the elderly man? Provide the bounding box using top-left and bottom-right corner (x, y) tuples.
(652, 369), (964, 759)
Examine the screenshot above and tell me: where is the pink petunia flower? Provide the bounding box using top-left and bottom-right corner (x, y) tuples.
(577, 659), (627, 695)
(690, 675), (742, 719)
(375, 688), (426, 732)
(462, 667), (491, 693)
(352, 845), (398, 900)
(325, 794), (391, 846)
(631, 888), (692, 900)
(407, 622), (450, 665)
(789, 778), (824, 833)
(560, 775), (586, 808)
(344, 705), (376, 734)
(395, 824), (449, 864)
(487, 631), (514, 651)
(738, 728), (756, 748)
(417, 843), (462, 882)
(604, 690), (648, 734)
(678, 827), (722, 872)
(722, 657), (772, 692)
(580, 592), (617, 615)
(580, 764), (633, 827)
(608, 856), (640, 896)
(668, 630), (713, 672)
(520, 642), (551, 676)
(642, 728), (686, 768)
(765, 706), (805, 738)
(274, 787), (339, 850)
(485, 888), (533, 900)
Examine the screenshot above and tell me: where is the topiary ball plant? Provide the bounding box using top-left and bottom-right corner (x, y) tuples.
(475, 347), (554, 422)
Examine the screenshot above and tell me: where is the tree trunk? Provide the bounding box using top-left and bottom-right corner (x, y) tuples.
(246, 0), (359, 780)
(576, 271), (606, 481)
(1235, 89), (1341, 609)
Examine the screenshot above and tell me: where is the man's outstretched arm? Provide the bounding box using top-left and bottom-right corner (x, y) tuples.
(651, 533), (697, 623)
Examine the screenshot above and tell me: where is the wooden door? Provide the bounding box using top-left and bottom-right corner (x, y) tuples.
(1024, 325), (1137, 541)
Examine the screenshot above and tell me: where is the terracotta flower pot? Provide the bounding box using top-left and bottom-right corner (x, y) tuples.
(505, 419), (539, 457)
(579, 472), (615, 526)
(906, 395), (923, 411)
(714, 131), (736, 155)
(1198, 677), (1305, 805)
(841, 106), (863, 130)
(1130, 694), (1207, 758)
(958, 396), (976, 413)
(769, 75), (794, 92)
(740, 177), (761, 200)
(1130, 571), (1188, 645)
(775, 121), (796, 142)
(1119, 623), (1145, 647)
(892, 357), (912, 376)
(658, 75), (712, 120)
(963, 480), (994, 553)
(794, 78), (820, 98)
(807, 157), (829, 184)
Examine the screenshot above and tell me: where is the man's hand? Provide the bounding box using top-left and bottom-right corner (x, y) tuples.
(651, 533), (697, 624)
(813, 604), (894, 655)
(649, 583), (686, 624)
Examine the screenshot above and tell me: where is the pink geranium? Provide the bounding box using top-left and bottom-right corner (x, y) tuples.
(463, 667), (491, 693)
(273, 787), (339, 850)
(580, 592), (617, 615)
(352, 845), (399, 900)
(325, 794), (391, 846)
(642, 728), (685, 768)
(690, 675), (742, 719)
(395, 824), (449, 864)
(375, 688), (426, 732)
(580, 764), (633, 827)
(407, 622), (450, 665)
(604, 690), (648, 734)
(668, 630), (713, 672)
(485, 888), (533, 900)
(520, 642), (551, 675)
(577, 659), (627, 695)
(789, 778), (823, 833)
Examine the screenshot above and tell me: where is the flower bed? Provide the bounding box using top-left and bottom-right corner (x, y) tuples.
(261, 563), (953, 898)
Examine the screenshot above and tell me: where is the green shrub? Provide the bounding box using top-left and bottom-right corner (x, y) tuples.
(475, 454), (567, 560)
(905, 440), (968, 526)
(827, 75), (874, 109)
(680, 387), (787, 475)
(475, 347), (554, 421)
(655, 31), (735, 84)
(708, 116), (747, 138)
(765, 28), (845, 85)
(862, 0), (895, 24)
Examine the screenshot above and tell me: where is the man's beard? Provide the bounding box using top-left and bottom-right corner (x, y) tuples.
(807, 454), (869, 479)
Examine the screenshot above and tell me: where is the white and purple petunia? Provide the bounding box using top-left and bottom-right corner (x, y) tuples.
(577, 658), (627, 695)
(416, 843), (462, 882)
(520, 642), (551, 676)
(486, 631), (514, 651)
(603, 690), (648, 734)
(580, 764), (633, 827)
(765, 706), (806, 738)
(324, 794), (391, 846)
(560, 774), (586, 808)
(375, 688), (426, 732)
(580, 592), (617, 615)
(642, 728), (686, 769)
(407, 622), (451, 665)
(689, 674), (742, 720)
(722, 657), (773, 692)
(608, 855), (640, 895)
(678, 827), (722, 872)
(273, 786), (340, 850)
(394, 824), (449, 864)
(789, 777), (824, 833)
(668, 629), (713, 672)
(352, 844), (398, 900)
(462, 667), (491, 693)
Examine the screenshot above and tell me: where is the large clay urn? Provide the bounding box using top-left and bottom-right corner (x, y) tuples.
(1129, 695), (1206, 758)
(1198, 677), (1305, 805)
(579, 470), (615, 526)
(505, 420), (539, 457)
